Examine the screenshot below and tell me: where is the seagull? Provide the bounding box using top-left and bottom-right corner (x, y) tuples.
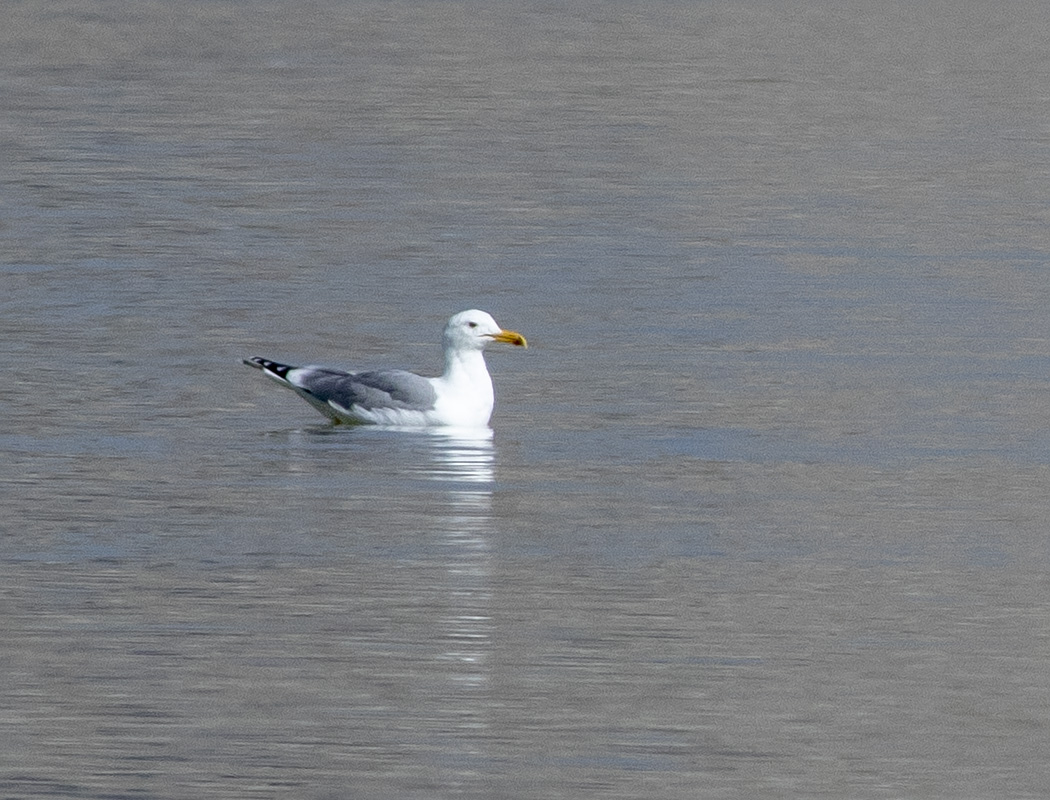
(243, 309), (527, 428)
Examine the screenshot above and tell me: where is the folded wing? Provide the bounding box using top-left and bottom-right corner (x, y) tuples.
(296, 367), (438, 413)
(244, 357), (438, 424)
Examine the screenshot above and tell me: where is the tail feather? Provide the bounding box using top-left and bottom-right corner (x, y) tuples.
(244, 356), (344, 422)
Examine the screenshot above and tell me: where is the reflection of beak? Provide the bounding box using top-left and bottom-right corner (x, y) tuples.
(487, 329), (528, 348)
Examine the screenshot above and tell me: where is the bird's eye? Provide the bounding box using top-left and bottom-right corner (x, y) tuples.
(467, 321), (478, 328)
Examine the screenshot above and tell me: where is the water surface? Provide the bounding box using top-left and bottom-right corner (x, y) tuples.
(5, 2), (1050, 798)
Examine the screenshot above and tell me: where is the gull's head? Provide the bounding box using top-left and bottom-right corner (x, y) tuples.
(444, 309), (528, 353)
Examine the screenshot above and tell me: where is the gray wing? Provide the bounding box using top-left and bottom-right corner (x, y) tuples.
(296, 367), (438, 412)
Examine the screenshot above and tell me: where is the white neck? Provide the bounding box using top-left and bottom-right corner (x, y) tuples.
(442, 347), (492, 389)
(432, 347), (494, 426)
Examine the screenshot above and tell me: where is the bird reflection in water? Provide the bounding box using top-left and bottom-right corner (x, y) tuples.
(280, 424), (498, 778)
(421, 427), (495, 688)
(416, 427), (496, 778)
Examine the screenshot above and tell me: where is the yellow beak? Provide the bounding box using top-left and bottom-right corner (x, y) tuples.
(487, 329), (528, 348)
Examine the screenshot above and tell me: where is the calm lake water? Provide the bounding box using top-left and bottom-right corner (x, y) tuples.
(6, 1), (1050, 797)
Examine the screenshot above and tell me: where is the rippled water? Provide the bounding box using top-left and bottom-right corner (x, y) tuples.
(6, 2), (1050, 798)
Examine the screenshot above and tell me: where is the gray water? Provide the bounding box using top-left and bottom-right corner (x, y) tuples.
(5, 1), (1050, 797)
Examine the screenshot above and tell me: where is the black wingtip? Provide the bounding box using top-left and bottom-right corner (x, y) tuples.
(243, 357), (296, 380)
